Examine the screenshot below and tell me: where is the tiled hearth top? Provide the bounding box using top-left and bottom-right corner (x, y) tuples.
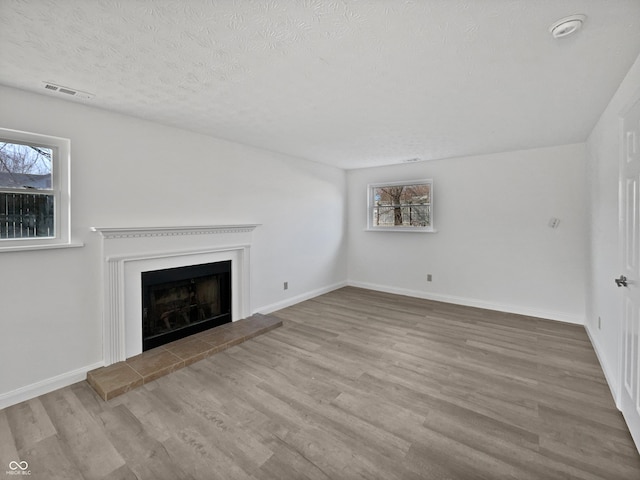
(86, 313), (282, 400)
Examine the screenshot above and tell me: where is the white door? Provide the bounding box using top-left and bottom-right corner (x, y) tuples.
(620, 97), (640, 450)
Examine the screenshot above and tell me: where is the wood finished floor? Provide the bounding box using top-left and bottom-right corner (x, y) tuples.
(1, 287), (639, 480)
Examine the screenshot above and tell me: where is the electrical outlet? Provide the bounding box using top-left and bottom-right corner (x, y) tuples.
(284, 281), (288, 290)
(427, 274), (432, 282)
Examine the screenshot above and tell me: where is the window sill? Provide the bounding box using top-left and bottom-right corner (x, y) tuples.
(365, 228), (438, 233)
(0, 241), (84, 253)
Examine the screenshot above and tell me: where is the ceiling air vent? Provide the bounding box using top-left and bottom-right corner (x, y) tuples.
(41, 82), (94, 99)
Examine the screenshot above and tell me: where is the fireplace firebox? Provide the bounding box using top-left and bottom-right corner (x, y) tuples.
(141, 261), (231, 351)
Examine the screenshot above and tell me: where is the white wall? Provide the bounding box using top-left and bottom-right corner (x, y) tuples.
(0, 86), (347, 407)
(586, 53), (640, 403)
(347, 144), (588, 323)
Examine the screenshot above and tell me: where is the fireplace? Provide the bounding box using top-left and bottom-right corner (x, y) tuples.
(91, 224), (258, 365)
(142, 261), (231, 350)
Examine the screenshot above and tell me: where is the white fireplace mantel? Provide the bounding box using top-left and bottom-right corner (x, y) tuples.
(92, 224), (259, 366)
(90, 224), (259, 240)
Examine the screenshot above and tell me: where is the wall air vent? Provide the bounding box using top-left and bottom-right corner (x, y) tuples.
(41, 82), (94, 99)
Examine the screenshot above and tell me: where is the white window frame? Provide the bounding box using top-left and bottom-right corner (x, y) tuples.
(367, 179), (434, 232)
(0, 128), (81, 252)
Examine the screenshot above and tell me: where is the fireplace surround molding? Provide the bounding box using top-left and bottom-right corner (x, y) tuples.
(91, 224), (259, 366)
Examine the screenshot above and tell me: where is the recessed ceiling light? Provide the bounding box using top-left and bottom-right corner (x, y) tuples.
(550, 14), (586, 39)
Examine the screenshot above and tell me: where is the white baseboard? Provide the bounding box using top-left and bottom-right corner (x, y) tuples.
(585, 323), (620, 409)
(0, 361), (104, 410)
(255, 281), (347, 315)
(347, 280), (585, 325)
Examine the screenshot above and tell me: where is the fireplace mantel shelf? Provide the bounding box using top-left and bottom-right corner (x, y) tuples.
(90, 224), (260, 239)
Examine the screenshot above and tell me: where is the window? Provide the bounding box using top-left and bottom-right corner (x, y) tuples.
(368, 179), (433, 232)
(0, 128), (75, 250)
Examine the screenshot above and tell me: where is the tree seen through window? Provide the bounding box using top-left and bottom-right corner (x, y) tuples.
(372, 182), (431, 228)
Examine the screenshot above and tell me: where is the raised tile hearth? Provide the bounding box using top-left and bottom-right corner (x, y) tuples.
(87, 313), (281, 400)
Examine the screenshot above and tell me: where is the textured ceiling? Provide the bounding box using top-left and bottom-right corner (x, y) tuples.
(1, 0), (640, 169)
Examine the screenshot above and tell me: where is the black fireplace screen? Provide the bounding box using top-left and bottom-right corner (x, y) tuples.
(142, 261), (231, 350)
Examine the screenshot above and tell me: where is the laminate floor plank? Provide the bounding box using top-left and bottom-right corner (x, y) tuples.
(0, 409), (19, 472)
(2, 286), (639, 479)
(257, 435), (333, 480)
(38, 388), (127, 480)
(4, 398), (56, 452)
(18, 435), (86, 480)
(96, 404), (192, 480)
